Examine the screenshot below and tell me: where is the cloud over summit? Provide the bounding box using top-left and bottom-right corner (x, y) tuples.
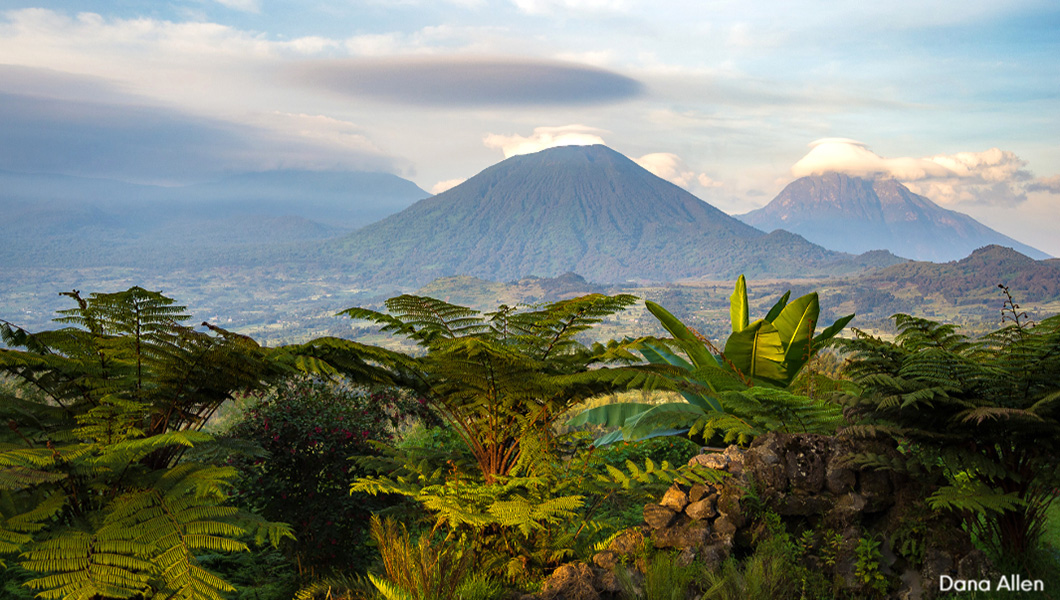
(791, 138), (1042, 207)
(483, 125), (607, 158)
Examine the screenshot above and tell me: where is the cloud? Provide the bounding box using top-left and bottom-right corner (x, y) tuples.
(430, 178), (466, 194)
(1027, 175), (1060, 194)
(0, 79), (396, 184)
(483, 125), (607, 158)
(511, 0), (631, 16)
(633, 153), (721, 191)
(791, 138), (1039, 207)
(791, 138), (952, 180)
(287, 56), (643, 107)
(212, 0), (261, 13)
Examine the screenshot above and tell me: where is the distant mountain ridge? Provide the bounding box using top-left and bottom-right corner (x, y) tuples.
(739, 173), (1048, 261)
(326, 145), (902, 286)
(860, 244), (1060, 304)
(0, 169), (427, 268)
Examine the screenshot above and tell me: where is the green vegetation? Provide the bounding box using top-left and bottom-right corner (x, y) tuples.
(839, 306), (1060, 561)
(571, 275), (849, 445)
(223, 380), (425, 577)
(0, 288), (297, 599)
(2, 282), (1058, 599)
(343, 293), (726, 583)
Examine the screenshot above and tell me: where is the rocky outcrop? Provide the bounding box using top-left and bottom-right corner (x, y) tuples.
(598, 433), (989, 600)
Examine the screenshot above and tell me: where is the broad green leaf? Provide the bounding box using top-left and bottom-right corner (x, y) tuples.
(763, 290), (791, 324)
(566, 403), (655, 428)
(677, 390), (722, 413)
(622, 402), (705, 442)
(592, 429), (626, 447)
(729, 275), (749, 333)
(644, 302), (713, 369)
(773, 293), (820, 381)
(812, 313), (855, 349)
(638, 342), (694, 371)
(724, 320), (786, 384)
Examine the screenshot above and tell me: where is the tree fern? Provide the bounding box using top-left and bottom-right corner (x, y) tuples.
(0, 288), (305, 599)
(837, 308), (1060, 560)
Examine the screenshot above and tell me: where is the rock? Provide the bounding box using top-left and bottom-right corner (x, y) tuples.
(592, 551), (617, 571)
(776, 493), (833, 516)
(744, 437), (786, 491)
(659, 485), (689, 512)
(689, 451), (729, 470)
(896, 567), (924, 600)
(685, 498), (717, 520)
(593, 569), (622, 594)
(783, 439), (828, 494)
(606, 530), (645, 556)
(538, 563), (599, 600)
(716, 487), (745, 527)
(825, 460), (856, 494)
(643, 504), (677, 530)
(919, 547), (955, 598)
(828, 492), (867, 526)
(956, 549), (992, 581)
(714, 516), (738, 541)
(688, 483), (713, 502)
(699, 542), (731, 571)
(653, 521), (709, 549)
(859, 470), (894, 512)
(676, 547), (697, 567)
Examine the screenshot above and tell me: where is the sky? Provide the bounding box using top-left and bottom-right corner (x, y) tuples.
(2, 1), (1059, 255)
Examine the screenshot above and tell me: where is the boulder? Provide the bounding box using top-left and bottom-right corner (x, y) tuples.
(643, 504), (676, 530)
(659, 485), (689, 512)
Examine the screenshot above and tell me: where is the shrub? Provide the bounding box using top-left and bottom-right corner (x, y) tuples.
(226, 378), (423, 575)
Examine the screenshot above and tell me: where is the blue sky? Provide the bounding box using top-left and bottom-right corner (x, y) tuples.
(2, 1), (1058, 254)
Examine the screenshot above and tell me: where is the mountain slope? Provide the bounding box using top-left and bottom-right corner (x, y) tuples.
(327, 145), (900, 286)
(739, 173), (1048, 261)
(859, 245), (1060, 304)
(0, 169), (426, 268)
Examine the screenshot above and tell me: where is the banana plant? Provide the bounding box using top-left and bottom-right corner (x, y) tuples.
(569, 275), (853, 445)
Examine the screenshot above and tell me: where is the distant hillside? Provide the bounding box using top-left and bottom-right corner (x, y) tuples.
(858, 245), (1060, 305)
(739, 173), (1048, 261)
(326, 145), (902, 286)
(178, 170), (427, 229)
(417, 272), (608, 308)
(0, 169), (426, 268)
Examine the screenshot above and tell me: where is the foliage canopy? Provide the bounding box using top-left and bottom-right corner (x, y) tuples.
(0, 288), (299, 599)
(838, 308), (1060, 559)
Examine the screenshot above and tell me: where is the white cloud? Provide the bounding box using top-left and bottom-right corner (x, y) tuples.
(212, 0), (261, 13)
(633, 152), (720, 191)
(791, 138), (951, 180)
(791, 138), (1038, 207)
(430, 178), (466, 194)
(483, 125), (607, 158)
(698, 174), (723, 188)
(511, 0), (630, 16)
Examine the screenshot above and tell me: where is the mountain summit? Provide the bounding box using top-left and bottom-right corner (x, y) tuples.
(327, 145), (896, 286)
(739, 173), (1048, 261)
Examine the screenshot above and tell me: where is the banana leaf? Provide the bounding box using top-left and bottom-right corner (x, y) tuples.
(644, 301), (714, 369)
(567, 403), (655, 428)
(729, 275), (749, 333)
(724, 320), (786, 384)
(621, 402), (706, 442)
